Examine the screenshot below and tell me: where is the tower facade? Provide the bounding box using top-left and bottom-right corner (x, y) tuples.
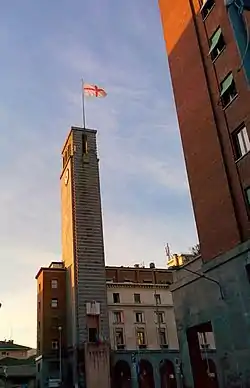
(159, 1), (250, 387)
(60, 127), (110, 387)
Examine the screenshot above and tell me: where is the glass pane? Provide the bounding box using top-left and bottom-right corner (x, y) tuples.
(209, 28), (222, 54)
(242, 127), (250, 152)
(220, 73), (233, 96)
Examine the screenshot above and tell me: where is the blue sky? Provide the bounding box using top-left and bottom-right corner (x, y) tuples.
(0, 0), (197, 347)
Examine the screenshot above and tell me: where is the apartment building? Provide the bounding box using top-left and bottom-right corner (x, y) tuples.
(36, 261), (217, 388)
(106, 265), (178, 351)
(159, 0), (250, 387)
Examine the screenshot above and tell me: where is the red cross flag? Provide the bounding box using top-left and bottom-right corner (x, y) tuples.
(83, 83), (107, 98)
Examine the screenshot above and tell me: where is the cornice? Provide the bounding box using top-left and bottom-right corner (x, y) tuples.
(106, 282), (171, 290)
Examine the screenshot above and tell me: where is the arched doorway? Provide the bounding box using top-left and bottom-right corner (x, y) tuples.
(203, 359), (219, 388)
(159, 359), (177, 388)
(113, 360), (132, 388)
(138, 359), (155, 388)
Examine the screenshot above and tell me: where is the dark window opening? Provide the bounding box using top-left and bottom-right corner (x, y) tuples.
(159, 328), (168, 347)
(245, 187), (250, 211)
(220, 73), (237, 108)
(200, 0), (215, 20)
(82, 134), (88, 154)
(209, 28), (225, 61)
(134, 293), (141, 303)
(113, 293), (120, 303)
(88, 327), (98, 342)
(115, 328), (125, 349)
(155, 293), (161, 305)
(245, 263), (250, 282)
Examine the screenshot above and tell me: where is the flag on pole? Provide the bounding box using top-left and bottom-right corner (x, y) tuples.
(83, 83), (107, 98)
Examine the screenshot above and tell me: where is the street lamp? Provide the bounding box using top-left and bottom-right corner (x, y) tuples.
(58, 326), (62, 385)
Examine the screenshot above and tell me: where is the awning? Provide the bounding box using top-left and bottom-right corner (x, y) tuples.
(220, 73), (234, 96)
(209, 28), (222, 54)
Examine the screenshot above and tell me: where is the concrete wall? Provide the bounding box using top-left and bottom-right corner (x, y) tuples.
(171, 241), (250, 387)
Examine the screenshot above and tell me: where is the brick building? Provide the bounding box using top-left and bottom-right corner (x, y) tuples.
(159, 0), (250, 387)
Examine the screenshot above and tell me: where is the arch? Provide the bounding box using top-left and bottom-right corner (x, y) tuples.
(113, 360), (131, 388)
(203, 358), (219, 388)
(138, 359), (155, 388)
(159, 359), (177, 388)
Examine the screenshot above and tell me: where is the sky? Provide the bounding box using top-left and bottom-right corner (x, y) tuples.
(0, 0), (197, 348)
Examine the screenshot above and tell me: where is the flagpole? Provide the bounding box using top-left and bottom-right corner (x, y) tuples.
(81, 79), (86, 129)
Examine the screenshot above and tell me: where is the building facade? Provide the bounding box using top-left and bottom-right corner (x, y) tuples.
(36, 261), (218, 388)
(159, 0), (250, 387)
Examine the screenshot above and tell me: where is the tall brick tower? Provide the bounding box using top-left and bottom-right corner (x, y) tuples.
(60, 127), (110, 388)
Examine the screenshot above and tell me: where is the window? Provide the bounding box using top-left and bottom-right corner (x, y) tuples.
(136, 329), (146, 348)
(155, 311), (165, 324)
(159, 328), (168, 347)
(51, 298), (58, 308)
(115, 328), (125, 349)
(113, 311), (123, 324)
(155, 294), (161, 305)
(38, 301), (41, 310)
(51, 279), (58, 289)
(82, 134), (88, 154)
(200, 0), (215, 20)
(209, 27), (225, 61)
(38, 283), (41, 292)
(135, 312), (144, 323)
(88, 327), (98, 342)
(38, 321), (41, 329)
(233, 126), (250, 159)
(134, 293), (141, 303)
(220, 72), (237, 108)
(51, 340), (58, 350)
(1, 352), (6, 356)
(113, 293), (120, 303)
(245, 187), (250, 209)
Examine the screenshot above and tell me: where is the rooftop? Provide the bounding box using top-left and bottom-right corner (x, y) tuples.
(0, 340), (31, 351)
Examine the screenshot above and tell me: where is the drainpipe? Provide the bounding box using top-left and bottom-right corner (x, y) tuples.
(225, 0), (250, 85)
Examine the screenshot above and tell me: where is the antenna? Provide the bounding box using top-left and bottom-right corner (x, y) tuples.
(165, 243), (171, 260)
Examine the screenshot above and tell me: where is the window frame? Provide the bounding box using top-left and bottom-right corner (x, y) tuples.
(233, 125), (250, 160)
(113, 311), (123, 324)
(159, 328), (168, 347)
(115, 328), (125, 349)
(154, 293), (161, 305)
(135, 311), (144, 323)
(136, 328), (147, 348)
(51, 279), (58, 289)
(245, 187), (250, 212)
(209, 27), (225, 62)
(155, 311), (165, 324)
(51, 340), (58, 350)
(134, 293), (141, 304)
(219, 72), (238, 109)
(113, 293), (120, 304)
(200, 0), (215, 20)
(51, 298), (58, 308)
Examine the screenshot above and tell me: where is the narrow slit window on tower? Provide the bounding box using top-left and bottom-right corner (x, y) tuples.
(209, 27), (225, 61)
(82, 134), (88, 154)
(219, 72), (237, 108)
(200, 0), (215, 20)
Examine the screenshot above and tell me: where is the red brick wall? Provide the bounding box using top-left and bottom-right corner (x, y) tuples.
(37, 269), (67, 356)
(159, 0), (250, 262)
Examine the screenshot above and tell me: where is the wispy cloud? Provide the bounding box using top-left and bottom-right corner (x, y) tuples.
(0, 0), (197, 347)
